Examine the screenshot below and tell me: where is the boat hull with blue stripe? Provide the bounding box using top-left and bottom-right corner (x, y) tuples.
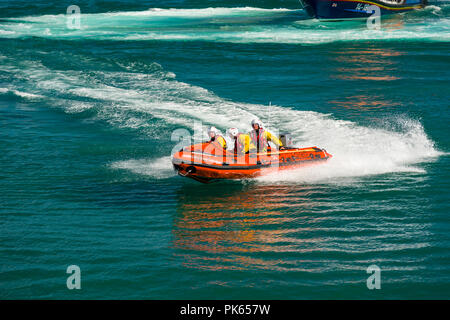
(300, 0), (427, 20)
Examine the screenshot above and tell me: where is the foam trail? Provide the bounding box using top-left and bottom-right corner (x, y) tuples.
(0, 53), (442, 183)
(0, 6), (449, 43)
(0, 87), (44, 99)
(0, 55), (258, 135)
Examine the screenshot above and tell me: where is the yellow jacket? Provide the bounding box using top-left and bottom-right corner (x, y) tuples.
(211, 135), (227, 149)
(234, 134), (256, 154)
(263, 131), (283, 147)
(249, 129), (283, 152)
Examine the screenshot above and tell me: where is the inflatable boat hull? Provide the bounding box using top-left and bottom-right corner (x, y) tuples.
(172, 143), (332, 183)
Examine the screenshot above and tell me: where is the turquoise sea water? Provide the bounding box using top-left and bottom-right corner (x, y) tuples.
(0, 0), (449, 299)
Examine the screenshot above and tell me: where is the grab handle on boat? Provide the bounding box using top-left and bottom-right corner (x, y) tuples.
(179, 166), (196, 177)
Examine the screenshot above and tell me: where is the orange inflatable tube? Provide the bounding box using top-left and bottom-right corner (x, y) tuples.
(172, 142), (332, 183)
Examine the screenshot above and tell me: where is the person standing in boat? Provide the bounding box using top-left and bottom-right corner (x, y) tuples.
(227, 127), (256, 154)
(249, 119), (284, 153)
(207, 126), (227, 150)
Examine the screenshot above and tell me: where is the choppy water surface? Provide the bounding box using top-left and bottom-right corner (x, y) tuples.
(0, 0), (449, 299)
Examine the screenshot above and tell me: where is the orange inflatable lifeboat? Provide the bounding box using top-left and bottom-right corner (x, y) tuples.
(172, 140), (332, 183)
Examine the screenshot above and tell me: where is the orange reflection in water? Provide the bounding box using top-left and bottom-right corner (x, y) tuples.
(382, 14), (405, 31)
(327, 45), (405, 112)
(172, 184), (325, 271)
(329, 94), (401, 111)
(330, 47), (404, 81)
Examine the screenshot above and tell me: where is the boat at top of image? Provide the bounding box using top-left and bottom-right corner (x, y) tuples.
(172, 133), (332, 183)
(300, 0), (427, 20)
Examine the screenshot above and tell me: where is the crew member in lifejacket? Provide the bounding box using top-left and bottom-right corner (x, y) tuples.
(227, 127), (256, 154)
(208, 126), (227, 150)
(249, 119), (284, 153)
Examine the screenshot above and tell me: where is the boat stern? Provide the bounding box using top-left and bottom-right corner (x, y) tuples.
(300, 0), (426, 20)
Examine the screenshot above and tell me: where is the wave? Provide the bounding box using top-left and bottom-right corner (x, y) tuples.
(0, 87), (44, 99)
(0, 6), (449, 44)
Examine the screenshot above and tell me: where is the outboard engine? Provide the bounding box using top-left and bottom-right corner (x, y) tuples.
(279, 133), (294, 148)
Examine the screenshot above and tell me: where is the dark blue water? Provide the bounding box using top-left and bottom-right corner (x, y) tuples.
(0, 1), (449, 299)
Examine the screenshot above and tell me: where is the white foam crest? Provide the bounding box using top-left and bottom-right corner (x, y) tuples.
(110, 156), (175, 179)
(0, 29), (15, 35)
(0, 87), (44, 99)
(64, 102), (94, 113)
(103, 7), (295, 17)
(12, 90), (44, 99)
